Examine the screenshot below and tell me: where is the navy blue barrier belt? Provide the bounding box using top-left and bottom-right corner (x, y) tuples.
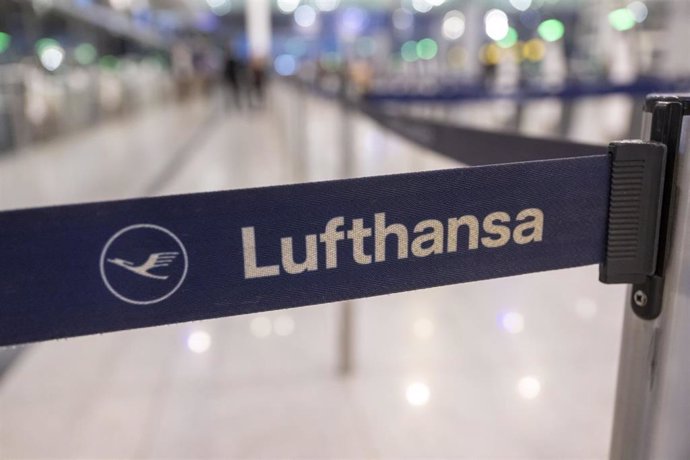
(0, 156), (609, 346)
(360, 104), (603, 166)
(364, 77), (686, 103)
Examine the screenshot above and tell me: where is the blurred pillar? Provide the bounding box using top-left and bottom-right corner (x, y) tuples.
(245, 0), (272, 60)
(463, 3), (482, 82)
(661, 0), (690, 78)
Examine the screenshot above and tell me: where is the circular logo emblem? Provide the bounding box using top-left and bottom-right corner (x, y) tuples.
(100, 224), (188, 305)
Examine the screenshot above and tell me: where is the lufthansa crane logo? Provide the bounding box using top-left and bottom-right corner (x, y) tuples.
(100, 224), (188, 305)
(108, 252), (180, 280)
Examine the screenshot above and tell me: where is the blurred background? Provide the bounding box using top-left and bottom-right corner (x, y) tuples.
(0, 0), (687, 458)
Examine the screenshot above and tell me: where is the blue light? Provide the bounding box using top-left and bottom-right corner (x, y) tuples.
(274, 54), (297, 76)
(195, 12), (220, 32)
(339, 7), (368, 38)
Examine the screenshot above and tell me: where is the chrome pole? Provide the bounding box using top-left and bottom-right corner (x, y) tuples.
(337, 83), (355, 377)
(610, 95), (690, 459)
(292, 83), (308, 182)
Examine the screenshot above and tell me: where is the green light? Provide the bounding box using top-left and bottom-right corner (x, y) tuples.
(537, 19), (565, 42)
(0, 32), (11, 54)
(74, 43), (97, 65)
(320, 52), (342, 71)
(153, 53), (168, 69)
(99, 55), (120, 70)
(401, 40), (418, 62)
(497, 27), (518, 48)
(35, 38), (59, 55)
(416, 38), (438, 60)
(608, 8), (636, 31)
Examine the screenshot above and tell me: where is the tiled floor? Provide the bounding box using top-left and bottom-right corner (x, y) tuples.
(0, 85), (627, 458)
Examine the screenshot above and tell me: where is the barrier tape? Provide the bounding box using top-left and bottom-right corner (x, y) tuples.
(360, 104), (603, 166)
(1, 153), (609, 346)
(364, 77), (684, 103)
(298, 76), (684, 104)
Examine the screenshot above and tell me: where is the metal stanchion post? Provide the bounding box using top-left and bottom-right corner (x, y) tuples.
(338, 299), (354, 377)
(558, 100), (575, 139)
(337, 84), (355, 377)
(610, 95), (690, 459)
(339, 92), (354, 180)
(291, 83), (308, 182)
(627, 96), (645, 139)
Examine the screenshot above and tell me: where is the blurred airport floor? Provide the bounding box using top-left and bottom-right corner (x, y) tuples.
(0, 85), (627, 458)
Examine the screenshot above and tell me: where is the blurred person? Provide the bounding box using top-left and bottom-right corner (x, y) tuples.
(349, 60), (374, 95)
(481, 59), (497, 90)
(248, 56), (267, 109)
(191, 43), (213, 95)
(171, 42), (195, 100)
(223, 48), (245, 109)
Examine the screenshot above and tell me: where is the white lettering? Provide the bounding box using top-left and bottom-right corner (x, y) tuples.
(375, 212), (408, 262)
(411, 219), (444, 257)
(447, 215), (479, 252)
(513, 208), (544, 244)
(319, 217), (345, 269)
(281, 235), (318, 274)
(481, 212), (511, 248)
(347, 218), (373, 265)
(241, 208), (544, 278)
(242, 227), (280, 279)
